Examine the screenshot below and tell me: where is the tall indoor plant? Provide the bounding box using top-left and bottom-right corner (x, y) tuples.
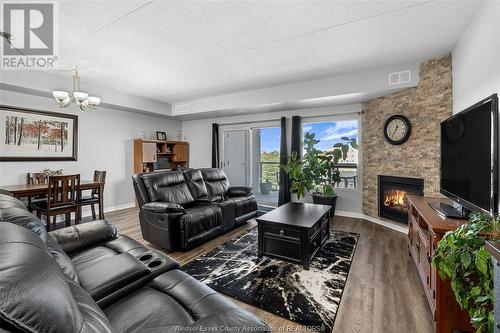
(282, 132), (357, 215)
(433, 212), (500, 333)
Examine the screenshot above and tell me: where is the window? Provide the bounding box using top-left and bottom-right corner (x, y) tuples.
(302, 119), (359, 189)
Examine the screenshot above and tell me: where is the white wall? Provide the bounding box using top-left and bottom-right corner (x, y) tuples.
(173, 62), (420, 117)
(182, 104), (363, 213)
(452, 1), (500, 212)
(452, 1), (500, 113)
(0, 89), (181, 214)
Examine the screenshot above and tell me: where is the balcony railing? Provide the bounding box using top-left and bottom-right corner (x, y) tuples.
(258, 161), (358, 190)
(259, 161), (280, 191)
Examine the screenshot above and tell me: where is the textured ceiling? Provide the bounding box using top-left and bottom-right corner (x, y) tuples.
(54, 0), (482, 103)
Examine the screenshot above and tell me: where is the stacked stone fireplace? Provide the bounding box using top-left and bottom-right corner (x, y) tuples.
(361, 55), (453, 220)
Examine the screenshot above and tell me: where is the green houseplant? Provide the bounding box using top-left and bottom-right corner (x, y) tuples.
(433, 212), (500, 333)
(282, 132), (357, 215)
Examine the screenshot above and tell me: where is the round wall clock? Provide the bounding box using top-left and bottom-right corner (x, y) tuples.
(383, 115), (411, 145)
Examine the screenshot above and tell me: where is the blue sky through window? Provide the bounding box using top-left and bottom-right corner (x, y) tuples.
(260, 127), (281, 152)
(258, 120), (358, 153)
(303, 120), (358, 151)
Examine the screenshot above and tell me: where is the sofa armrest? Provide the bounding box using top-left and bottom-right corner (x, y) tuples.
(142, 202), (186, 214)
(49, 220), (117, 255)
(227, 186), (253, 197)
(139, 207), (184, 251)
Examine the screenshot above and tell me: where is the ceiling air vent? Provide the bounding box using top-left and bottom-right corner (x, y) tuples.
(174, 103), (189, 114)
(388, 70), (412, 85)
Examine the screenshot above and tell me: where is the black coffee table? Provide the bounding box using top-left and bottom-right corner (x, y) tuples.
(256, 202), (331, 270)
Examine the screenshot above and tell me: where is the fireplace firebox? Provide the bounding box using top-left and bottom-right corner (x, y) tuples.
(378, 175), (424, 223)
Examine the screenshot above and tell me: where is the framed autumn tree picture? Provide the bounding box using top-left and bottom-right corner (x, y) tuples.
(0, 105), (78, 161)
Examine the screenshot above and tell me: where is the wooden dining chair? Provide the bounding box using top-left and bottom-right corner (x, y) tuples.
(29, 174), (80, 231)
(79, 170), (106, 220)
(26, 172), (48, 212)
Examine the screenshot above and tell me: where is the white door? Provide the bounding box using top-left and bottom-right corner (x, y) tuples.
(222, 130), (247, 186)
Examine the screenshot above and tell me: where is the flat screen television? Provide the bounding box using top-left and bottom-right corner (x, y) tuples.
(438, 94), (498, 217)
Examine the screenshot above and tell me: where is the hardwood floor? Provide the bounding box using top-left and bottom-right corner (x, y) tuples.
(107, 208), (434, 333)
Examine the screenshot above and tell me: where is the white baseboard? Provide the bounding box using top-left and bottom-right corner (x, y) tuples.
(104, 202), (136, 213)
(335, 210), (408, 234)
(78, 202), (136, 219)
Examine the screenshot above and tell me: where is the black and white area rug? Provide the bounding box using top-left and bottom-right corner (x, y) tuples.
(182, 226), (359, 332)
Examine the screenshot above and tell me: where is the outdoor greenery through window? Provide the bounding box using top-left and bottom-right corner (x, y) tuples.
(259, 127), (280, 192)
(303, 120), (359, 189)
(254, 120), (358, 205)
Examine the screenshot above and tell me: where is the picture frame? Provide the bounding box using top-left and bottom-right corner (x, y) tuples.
(156, 131), (167, 141)
(0, 105), (78, 161)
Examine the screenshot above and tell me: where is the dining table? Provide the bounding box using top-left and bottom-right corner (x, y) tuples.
(0, 180), (105, 219)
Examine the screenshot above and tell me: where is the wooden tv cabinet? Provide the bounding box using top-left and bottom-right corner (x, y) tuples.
(406, 195), (474, 333)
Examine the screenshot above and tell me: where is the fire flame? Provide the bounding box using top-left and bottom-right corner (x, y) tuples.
(384, 190), (406, 207)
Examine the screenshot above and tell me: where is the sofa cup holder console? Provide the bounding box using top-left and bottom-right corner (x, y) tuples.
(148, 260), (164, 268)
(138, 253), (153, 262)
(136, 252), (166, 271)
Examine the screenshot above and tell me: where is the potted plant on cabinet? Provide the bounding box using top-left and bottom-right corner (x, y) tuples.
(259, 178), (273, 195)
(433, 212), (500, 333)
(282, 132), (357, 216)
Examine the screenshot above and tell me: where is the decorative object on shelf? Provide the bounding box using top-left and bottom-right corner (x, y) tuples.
(282, 133), (357, 215)
(0, 105), (78, 161)
(177, 130), (183, 140)
(40, 169), (63, 179)
(139, 131), (147, 139)
(52, 66), (100, 111)
(156, 131), (167, 141)
(383, 114), (411, 145)
(433, 212), (500, 333)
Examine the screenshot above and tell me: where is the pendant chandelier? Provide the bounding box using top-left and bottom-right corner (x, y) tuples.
(52, 66), (100, 111)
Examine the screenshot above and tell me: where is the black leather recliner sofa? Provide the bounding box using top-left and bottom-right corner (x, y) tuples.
(0, 194), (268, 333)
(132, 168), (257, 251)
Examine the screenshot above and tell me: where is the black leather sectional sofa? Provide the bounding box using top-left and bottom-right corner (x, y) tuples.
(0, 194), (268, 333)
(133, 168), (258, 251)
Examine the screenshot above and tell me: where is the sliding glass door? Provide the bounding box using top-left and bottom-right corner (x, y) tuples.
(220, 124), (281, 207)
(250, 126), (281, 206)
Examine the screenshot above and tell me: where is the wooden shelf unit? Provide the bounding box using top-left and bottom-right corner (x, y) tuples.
(407, 195), (474, 333)
(134, 139), (189, 174)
